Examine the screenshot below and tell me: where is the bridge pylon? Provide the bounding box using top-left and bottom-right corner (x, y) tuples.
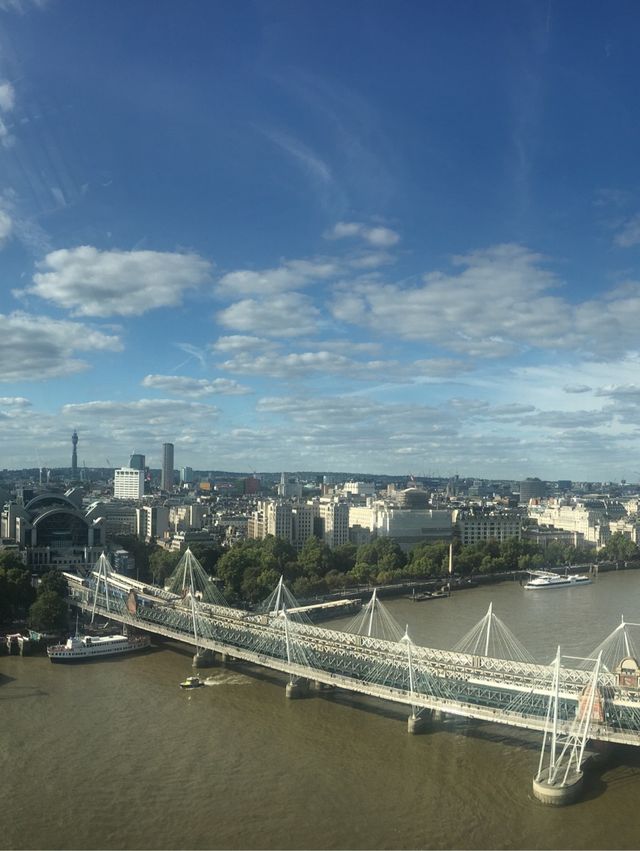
(402, 626), (430, 734)
(533, 647), (603, 805)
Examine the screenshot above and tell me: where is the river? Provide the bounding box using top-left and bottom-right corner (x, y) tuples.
(2, 569), (640, 850)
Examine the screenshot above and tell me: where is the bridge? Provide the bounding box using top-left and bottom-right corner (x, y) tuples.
(62, 550), (640, 806)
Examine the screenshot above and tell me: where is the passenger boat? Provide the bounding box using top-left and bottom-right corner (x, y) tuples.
(179, 676), (205, 689)
(47, 632), (151, 662)
(523, 570), (592, 590)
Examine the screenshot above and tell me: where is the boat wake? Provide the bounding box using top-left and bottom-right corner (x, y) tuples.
(203, 674), (250, 686)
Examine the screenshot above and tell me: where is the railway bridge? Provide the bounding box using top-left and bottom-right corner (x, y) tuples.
(62, 551), (640, 806)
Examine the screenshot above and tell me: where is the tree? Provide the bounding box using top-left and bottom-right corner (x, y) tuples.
(189, 543), (223, 574)
(39, 570), (68, 596)
(216, 540), (264, 597)
(297, 536), (332, 577)
(28, 591), (68, 633)
(1, 566), (36, 619)
(598, 532), (638, 563)
(0, 550), (26, 571)
(149, 549), (181, 585)
(332, 543), (357, 574)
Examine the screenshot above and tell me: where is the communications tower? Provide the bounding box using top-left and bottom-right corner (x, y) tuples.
(71, 430), (78, 478)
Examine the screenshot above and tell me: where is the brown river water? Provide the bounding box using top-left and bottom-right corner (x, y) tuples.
(2, 569), (640, 850)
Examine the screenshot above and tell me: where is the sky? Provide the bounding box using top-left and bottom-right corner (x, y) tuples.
(2, 0), (640, 480)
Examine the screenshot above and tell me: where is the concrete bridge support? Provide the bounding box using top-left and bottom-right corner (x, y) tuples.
(310, 679), (334, 693)
(286, 678), (309, 699)
(532, 769), (583, 806)
(407, 711), (431, 734)
(192, 649), (215, 668)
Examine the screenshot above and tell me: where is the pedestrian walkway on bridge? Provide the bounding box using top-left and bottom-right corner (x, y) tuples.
(62, 549), (640, 806)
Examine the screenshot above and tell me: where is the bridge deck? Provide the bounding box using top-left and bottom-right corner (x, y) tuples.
(65, 571), (640, 747)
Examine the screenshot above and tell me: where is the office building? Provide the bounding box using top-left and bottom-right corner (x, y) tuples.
(161, 443), (174, 492)
(114, 467), (145, 501)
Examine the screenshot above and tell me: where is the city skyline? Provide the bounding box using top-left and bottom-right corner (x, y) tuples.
(2, 3), (640, 480)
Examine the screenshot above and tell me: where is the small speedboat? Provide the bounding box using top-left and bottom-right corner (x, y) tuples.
(179, 676), (204, 689)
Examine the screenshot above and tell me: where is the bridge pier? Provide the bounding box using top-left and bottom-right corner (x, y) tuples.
(532, 768), (583, 806)
(192, 649), (215, 668)
(310, 679), (333, 693)
(285, 678), (309, 699)
(407, 711), (430, 734)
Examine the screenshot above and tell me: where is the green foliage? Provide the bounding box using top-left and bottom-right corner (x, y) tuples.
(188, 543), (223, 574)
(597, 532), (639, 563)
(211, 530), (605, 605)
(0, 550), (26, 571)
(113, 535), (156, 582)
(28, 591), (68, 633)
(148, 548), (181, 585)
(38, 570), (68, 597)
(0, 559), (36, 622)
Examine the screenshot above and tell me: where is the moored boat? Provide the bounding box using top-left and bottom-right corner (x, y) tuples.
(523, 571), (592, 590)
(47, 632), (150, 662)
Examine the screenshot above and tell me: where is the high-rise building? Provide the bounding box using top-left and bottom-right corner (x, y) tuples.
(114, 467), (145, 500)
(71, 430), (78, 478)
(129, 453), (146, 471)
(161, 443), (174, 492)
(519, 478), (546, 504)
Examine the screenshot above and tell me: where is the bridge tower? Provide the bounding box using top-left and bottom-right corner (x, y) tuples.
(533, 648), (603, 805)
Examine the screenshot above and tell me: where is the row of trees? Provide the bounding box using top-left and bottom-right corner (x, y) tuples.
(209, 531), (640, 603)
(0, 550), (68, 632)
(5, 527), (635, 628)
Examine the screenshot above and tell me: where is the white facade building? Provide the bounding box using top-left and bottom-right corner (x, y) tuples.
(455, 513), (522, 545)
(114, 467), (144, 501)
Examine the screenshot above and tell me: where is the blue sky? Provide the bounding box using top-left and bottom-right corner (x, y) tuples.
(2, 0), (640, 480)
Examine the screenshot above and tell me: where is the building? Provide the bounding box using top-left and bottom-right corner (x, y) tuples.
(1, 491), (105, 571)
(136, 505), (170, 542)
(114, 467), (145, 500)
(161, 443), (174, 492)
(180, 466), (194, 484)
(455, 512), (522, 546)
(316, 499), (349, 548)
(277, 473), (303, 500)
(342, 481), (376, 498)
(291, 504), (315, 550)
(348, 503), (453, 552)
(527, 501), (609, 548)
(519, 478), (547, 504)
(129, 453), (145, 471)
(85, 501), (138, 540)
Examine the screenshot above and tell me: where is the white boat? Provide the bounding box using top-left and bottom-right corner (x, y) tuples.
(47, 632), (150, 662)
(523, 570), (592, 590)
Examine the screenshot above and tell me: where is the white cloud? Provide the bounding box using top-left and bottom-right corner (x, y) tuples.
(563, 384), (592, 394)
(28, 246), (211, 317)
(217, 258), (337, 297)
(0, 396), (30, 408)
(0, 209), (12, 245)
(0, 81), (15, 112)
(331, 243), (640, 359)
(0, 0), (48, 11)
(261, 128), (333, 184)
(217, 293), (321, 337)
(0, 312), (122, 381)
(0, 116), (14, 148)
(210, 335), (276, 353)
(327, 221), (400, 247)
(141, 374), (251, 397)
(614, 214), (640, 247)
